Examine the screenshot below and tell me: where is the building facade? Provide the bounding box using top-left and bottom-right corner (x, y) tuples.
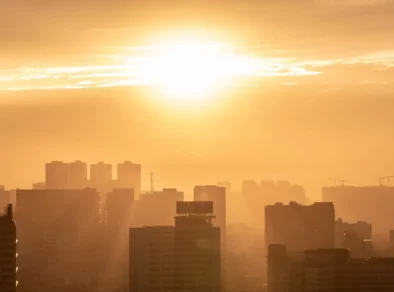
(0, 204), (17, 292)
(265, 202), (335, 252)
(117, 161), (141, 197)
(174, 201), (221, 292)
(129, 226), (175, 292)
(102, 188), (135, 292)
(16, 188), (101, 292)
(45, 161), (70, 189)
(268, 244), (394, 292)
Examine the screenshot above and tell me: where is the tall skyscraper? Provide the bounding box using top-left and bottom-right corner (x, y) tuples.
(103, 188), (135, 292)
(117, 161), (141, 197)
(174, 201), (221, 292)
(16, 188), (101, 292)
(0, 204), (17, 292)
(45, 161), (69, 189)
(90, 162), (112, 191)
(265, 202), (335, 252)
(129, 226), (175, 292)
(194, 185), (226, 241)
(69, 160), (88, 189)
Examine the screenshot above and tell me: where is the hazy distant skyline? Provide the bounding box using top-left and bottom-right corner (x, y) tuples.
(2, 0), (394, 197)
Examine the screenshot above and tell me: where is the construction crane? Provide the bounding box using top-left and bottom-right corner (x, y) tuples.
(329, 177), (337, 186)
(379, 176), (385, 186)
(387, 176), (394, 185)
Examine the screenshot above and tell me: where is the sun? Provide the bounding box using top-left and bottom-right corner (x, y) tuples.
(134, 41), (247, 100)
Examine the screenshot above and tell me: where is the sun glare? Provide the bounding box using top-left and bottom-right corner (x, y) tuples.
(134, 42), (252, 100)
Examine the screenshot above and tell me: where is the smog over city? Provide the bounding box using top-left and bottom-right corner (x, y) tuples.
(2, 1), (394, 292)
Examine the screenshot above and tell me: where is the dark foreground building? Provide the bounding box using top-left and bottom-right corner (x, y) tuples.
(268, 244), (394, 292)
(129, 201), (221, 292)
(0, 204), (17, 292)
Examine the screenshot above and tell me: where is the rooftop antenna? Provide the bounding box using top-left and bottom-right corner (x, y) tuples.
(150, 172), (154, 193)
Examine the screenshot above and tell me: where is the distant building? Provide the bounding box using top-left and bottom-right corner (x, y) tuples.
(103, 188), (135, 292)
(323, 186), (394, 236)
(129, 226), (175, 292)
(90, 162), (112, 192)
(136, 188), (184, 226)
(0, 204), (17, 292)
(117, 161), (141, 197)
(268, 244), (394, 292)
(265, 202), (335, 252)
(16, 188), (101, 292)
(45, 161), (69, 189)
(0, 185), (11, 211)
(194, 185), (226, 241)
(335, 219), (373, 257)
(217, 182), (231, 194)
(174, 201), (221, 292)
(32, 182), (46, 190)
(69, 160), (88, 189)
(243, 180), (306, 229)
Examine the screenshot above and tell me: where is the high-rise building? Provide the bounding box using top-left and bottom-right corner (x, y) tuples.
(0, 185), (11, 211)
(117, 161), (141, 197)
(69, 160), (88, 189)
(45, 161), (69, 189)
(129, 226), (175, 292)
(90, 162), (112, 191)
(265, 202), (335, 252)
(194, 185), (226, 242)
(323, 185), (394, 237)
(174, 201), (221, 292)
(16, 188), (101, 292)
(0, 204), (17, 292)
(135, 188), (184, 226)
(102, 188), (135, 292)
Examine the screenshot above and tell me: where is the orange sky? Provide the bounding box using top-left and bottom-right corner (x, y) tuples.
(1, 0), (394, 196)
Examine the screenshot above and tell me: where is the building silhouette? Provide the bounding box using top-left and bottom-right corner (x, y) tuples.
(243, 180), (306, 229)
(102, 188), (135, 292)
(129, 226), (175, 292)
(45, 161), (70, 189)
(268, 244), (394, 292)
(174, 201), (221, 292)
(117, 161), (141, 197)
(90, 162), (112, 192)
(16, 188), (101, 292)
(135, 188), (184, 226)
(265, 202), (335, 252)
(323, 185), (394, 237)
(194, 185), (226, 241)
(0, 185), (11, 211)
(69, 160), (88, 189)
(0, 204), (17, 292)
(335, 219), (373, 257)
